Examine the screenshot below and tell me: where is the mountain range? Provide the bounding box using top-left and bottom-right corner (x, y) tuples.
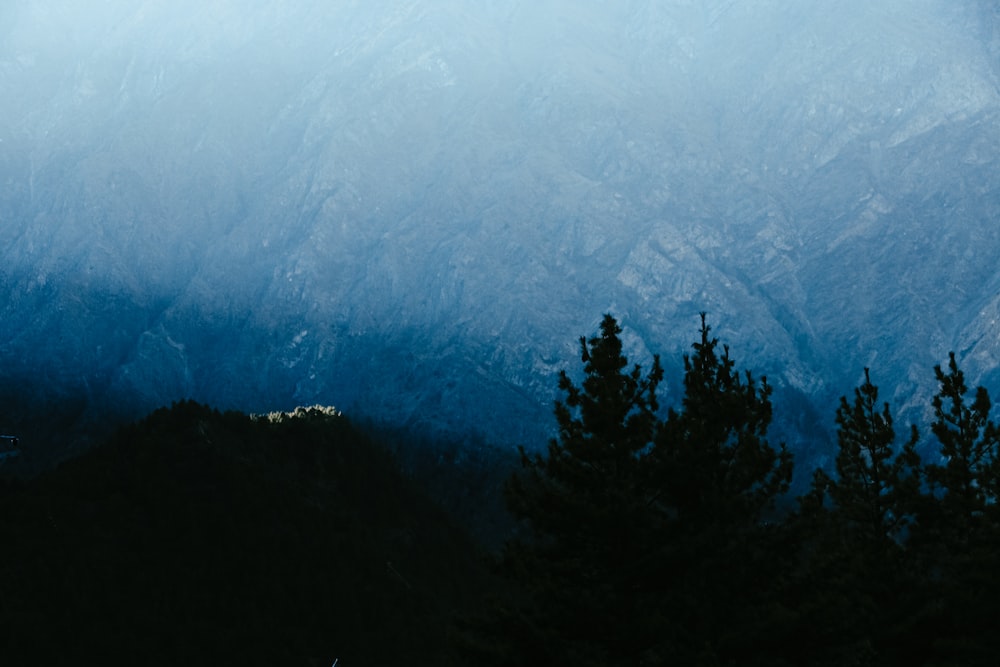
(1, 0), (999, 467)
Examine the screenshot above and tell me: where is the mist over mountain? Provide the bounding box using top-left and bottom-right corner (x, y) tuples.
(1, 1), (998, 463)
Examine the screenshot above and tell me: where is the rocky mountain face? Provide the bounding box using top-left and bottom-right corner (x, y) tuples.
(1, 1), (998, 465)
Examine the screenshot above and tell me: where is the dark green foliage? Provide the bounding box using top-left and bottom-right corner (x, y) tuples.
(491, 314), (794, 666)
(787, 357), (1000, 667)
(790, 370), (923, 665)
(361, 420), (525, 551)
(495, 314), (664, 667)
(0, 401), (494, 666)
(923, 352), (1000, 541)
(486, 319), (1000, 667)
(12, 317), (1000, 667)
(815, 368), (921, 549)
(907, 354), (1000, 665)
(654, 313), (792, 527)
(507, 315), (663, 532)
(648, 314), (794, 664)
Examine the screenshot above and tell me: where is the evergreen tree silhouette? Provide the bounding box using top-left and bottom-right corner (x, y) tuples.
(795, 369), (922, 665)
(501, 314), (663, 667)
(817, 368), (920, 550)
(654, 313), (792, 528)
(911, 353), (1000, 665)
(494, 314), (794, 666)
(646, 313), (793, 664)
(924, 352), (1000, 543)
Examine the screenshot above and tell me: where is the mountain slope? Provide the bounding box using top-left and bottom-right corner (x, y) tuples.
(0, 0), (998, 460)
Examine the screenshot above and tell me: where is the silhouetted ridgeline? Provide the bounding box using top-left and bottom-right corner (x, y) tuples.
(0, 401), (496, 666)
(6, 314), (1000, 666)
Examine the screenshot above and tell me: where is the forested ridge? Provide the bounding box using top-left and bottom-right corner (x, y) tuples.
(0, 404), (497, 665)
(3, 315), (1000, 665)
(466, 315), (1000, 666)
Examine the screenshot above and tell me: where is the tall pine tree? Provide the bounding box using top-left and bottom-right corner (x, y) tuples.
(923, 352), (1000, 543)
(645, 314), (794, 665)
(487, 314), (796, 666)
(498, 314), (664, 667)
(816, 368), (920, 550)
(793, 369), (923, 666)
(911, 353), (1000, 665)
(653, 314), (792, 527)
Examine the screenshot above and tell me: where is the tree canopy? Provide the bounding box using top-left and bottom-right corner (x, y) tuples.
(486, 314), (1000, 667)
(8, 313), (1000, 666)
(492, 314), (794, 665)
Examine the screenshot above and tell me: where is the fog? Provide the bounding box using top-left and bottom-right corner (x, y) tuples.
(1, 1), (998, 458)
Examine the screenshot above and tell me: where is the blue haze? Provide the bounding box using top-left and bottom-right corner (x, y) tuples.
(0, 1), (998, 464)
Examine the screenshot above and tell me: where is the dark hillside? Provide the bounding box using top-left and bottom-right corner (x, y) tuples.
(0, 401), (494, 666)
(356, 421), (522, 550)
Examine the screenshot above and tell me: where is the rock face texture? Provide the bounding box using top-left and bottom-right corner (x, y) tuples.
(1, 1), (998, 459)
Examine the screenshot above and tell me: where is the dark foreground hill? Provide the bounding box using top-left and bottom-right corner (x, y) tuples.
(0, 401), (496, 666)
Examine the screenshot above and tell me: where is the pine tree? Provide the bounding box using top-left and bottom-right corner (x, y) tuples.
(499, 314), (664, 667)
(924, 352), (1000, 542)
(490, 314), (796, 666)
(819, 368), (921, 551)
(654, 313), (792, 527)
(911, 353), (1000, 665)
(792, 369), (923, 665)
(645, 314), (794, 665)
